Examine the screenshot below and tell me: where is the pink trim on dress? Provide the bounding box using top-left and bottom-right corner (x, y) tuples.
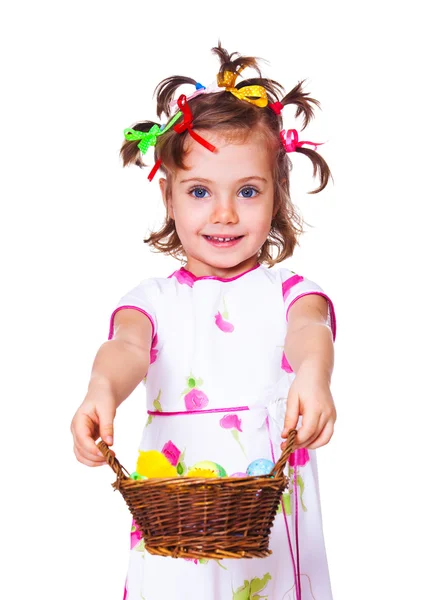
(169, 263), (260, 284)
(282, 274), (304, 301)
(108, 305), (156, 342)
(147, 406), (250, 417)
(286, 292), (337, 342)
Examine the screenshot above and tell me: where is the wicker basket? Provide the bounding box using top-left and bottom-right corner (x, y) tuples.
(97, 429), (296, 560)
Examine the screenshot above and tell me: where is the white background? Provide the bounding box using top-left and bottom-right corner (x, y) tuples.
(1, 1), (434, 599)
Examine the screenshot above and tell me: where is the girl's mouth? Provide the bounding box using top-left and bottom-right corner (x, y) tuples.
(203, 235), (244, 248)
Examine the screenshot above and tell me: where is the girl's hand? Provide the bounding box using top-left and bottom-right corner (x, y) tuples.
(71, 381), (117, 467)
(280, 362), (337, 451)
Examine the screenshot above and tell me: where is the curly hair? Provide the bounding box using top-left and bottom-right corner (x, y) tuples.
(120, 42), (333, 267)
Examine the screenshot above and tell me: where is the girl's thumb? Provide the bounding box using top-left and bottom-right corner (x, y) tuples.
(98, 407), (115, 446)
(282, 392), (299, 437)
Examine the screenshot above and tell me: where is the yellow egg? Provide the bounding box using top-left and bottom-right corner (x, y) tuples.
(186, 467), (219, 478)
(136, 450), (178, 478)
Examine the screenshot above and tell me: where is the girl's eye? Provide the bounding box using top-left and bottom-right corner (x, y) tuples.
(190, 187), (210, 199)
(239, 187), (259, 198)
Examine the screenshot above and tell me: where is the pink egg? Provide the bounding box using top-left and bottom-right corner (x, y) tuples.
(230, 472), (247, 478)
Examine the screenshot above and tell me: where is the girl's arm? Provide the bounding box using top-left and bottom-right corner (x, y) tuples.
(281, 294), (336, 450)
(71, 309), (152, 466)
(91, 309), (153, 407)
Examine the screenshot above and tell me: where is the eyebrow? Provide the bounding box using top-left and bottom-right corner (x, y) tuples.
(179, 176), (268, 184)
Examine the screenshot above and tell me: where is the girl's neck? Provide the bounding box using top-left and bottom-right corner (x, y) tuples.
(183, 256), (260, 280)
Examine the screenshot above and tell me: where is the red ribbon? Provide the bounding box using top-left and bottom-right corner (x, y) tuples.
(280, 129), (324, 153)
(174, 94), (216, 152)
(269, 101), (284, 115)
(147, 158), (162, 182)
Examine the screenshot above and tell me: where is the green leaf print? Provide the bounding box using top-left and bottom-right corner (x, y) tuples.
(250, 573), (272, 594)
(288, 467), (308, 512)
(233, 580), (251, 600)
(222, 296), (229, 320)
(277, 492), (292, 515)
(182, 374), (204, 395)
(232, 573), (272, 600)
(146, 390), (162, 427)
(297, 473), (308, 512)
(231, 429), (247, 458)
(176, 448), (187, 475)
(153, 390), (162, 411)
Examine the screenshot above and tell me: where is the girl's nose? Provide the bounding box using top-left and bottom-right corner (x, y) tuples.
(210, 198), (239, 224)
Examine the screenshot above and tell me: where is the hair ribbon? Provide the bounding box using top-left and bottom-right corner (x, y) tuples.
(124, 111), (182, 155)
(280, 129), (324, 152)
(174, 94), (216, 152)
(217, 70), (268, 108)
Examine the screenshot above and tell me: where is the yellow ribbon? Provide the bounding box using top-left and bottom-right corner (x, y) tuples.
(217, 69), (268, 108)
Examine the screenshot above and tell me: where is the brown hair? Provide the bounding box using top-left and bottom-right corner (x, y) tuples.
(120, 42), (333, 267)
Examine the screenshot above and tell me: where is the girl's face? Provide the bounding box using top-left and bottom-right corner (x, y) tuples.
(159, 132), (275, 278)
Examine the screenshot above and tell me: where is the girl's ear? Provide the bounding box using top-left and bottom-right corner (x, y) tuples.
(159, 177), (174, 219)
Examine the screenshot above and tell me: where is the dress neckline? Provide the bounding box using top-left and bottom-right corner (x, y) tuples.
(178, 262), (261, 283)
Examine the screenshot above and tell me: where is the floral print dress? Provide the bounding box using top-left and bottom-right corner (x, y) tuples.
(108, 263), (337, 600)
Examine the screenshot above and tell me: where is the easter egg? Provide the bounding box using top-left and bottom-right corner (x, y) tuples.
(187, 460), (227, 478)
(187, 467), (218, 478)
(129, 471), (148, 481)
(136, 450), (178, 478)
(229, 472), (247, 478)
(247, 458), (275, 477)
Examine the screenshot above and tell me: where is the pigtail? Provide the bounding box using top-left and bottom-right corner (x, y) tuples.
(280, 79), (320, 131)
(277, 80), (333, 194)
(297, 147), (333, 194)
(154, 76), (198, 119)
(119, 121), (160, 168)
(212, 41), (262, 80)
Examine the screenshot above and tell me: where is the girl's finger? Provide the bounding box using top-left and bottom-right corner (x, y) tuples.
(295, 414), (328, 449)
(307, 420), (335, 450)
(73, 413), (107, 461)
(73, 444), (107, 467)
(294, 412), (321, 448)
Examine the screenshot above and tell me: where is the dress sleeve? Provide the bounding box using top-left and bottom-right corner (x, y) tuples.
(107, 278), (160, 342)
(281, 270), (337, 342)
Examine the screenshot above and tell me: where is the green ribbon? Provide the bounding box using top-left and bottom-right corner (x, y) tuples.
(123, 111), (182, 155)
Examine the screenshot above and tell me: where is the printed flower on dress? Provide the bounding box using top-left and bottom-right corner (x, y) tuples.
(232, 572), (272, 600)
(181, 373), (209, 410)
(215, 296), (234, 333)
(172, 268), (196, 287)
(219, 414), (247, 457)
(289, 448), (310, 467)
(161, 440), (181, 466)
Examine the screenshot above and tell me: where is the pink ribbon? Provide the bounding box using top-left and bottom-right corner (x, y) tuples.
(169, 81), (220, 109)
(280, 129), (324, 153)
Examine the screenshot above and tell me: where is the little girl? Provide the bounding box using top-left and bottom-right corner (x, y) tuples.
(71, 42), (337, 600)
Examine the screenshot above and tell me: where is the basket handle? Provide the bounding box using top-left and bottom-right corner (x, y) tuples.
(97, 439), (130, 487)
(269, 429), (297, 479)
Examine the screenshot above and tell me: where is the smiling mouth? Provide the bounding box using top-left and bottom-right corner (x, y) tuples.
(203, 235), (244, 242)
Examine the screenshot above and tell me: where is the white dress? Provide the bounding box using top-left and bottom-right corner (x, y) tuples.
(108, 262), (337, 600)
